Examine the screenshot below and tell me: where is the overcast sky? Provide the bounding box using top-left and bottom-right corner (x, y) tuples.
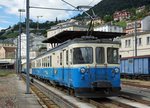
(0, 0), (101, 30)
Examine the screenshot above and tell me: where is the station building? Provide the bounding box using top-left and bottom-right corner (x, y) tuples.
(46, 20), (88, 50)
(120, 31), (150, 57)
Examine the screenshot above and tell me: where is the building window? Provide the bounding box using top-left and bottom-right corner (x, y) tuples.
(125, 39), (131, 47)
(128, 40), (131, 47)
(147, 37), (150, 45)
(137, 38), (142, 46)
(125, 40), (128, 47)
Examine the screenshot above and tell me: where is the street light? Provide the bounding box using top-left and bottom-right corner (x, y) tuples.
(37, 16), (43, 30)
(18, 9), (25, 80)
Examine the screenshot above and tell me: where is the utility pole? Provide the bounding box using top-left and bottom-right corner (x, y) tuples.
(134, 21), (137, 56)
(18, 9), (25, 80)
(26, 0), (30, 94)
(16, 33), (19, 75)
(37, 16), (43, 30)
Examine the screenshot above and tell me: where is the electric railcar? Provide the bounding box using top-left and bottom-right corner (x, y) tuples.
(23, 37), (121, 98)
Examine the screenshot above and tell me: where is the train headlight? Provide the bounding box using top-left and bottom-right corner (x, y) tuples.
(115, 68), (119, 73)
(81, 68), (85, 73)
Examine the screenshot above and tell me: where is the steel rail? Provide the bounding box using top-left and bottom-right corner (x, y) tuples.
(22, 74), (78, 108)
(122, 81), (150, 89)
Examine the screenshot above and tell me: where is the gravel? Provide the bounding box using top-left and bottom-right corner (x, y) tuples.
(0, 75), (16, 108)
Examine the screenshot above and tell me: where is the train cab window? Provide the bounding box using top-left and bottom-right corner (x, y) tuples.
(60, 53), (62, 65)
(66, 50), (68, 65)
(96, 47), (105, 64)
(73, 47), (93, 64)
(107, 48), (119, 64)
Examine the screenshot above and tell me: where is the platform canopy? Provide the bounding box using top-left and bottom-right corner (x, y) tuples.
(43, 31), (126, 44)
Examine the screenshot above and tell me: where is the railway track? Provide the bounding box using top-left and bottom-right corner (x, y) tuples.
(22, 74), (78, 108)
(21, 74), (150, 108)
(122, 81), (150, 89)
(119, 95), (150, 106)
(89, 98), (136, 108)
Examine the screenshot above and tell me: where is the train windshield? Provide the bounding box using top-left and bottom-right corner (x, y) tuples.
(107, 48), (119, 64)
(73, 47), (93, 64)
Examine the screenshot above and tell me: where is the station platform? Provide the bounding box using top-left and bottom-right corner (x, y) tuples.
(0, 74), (42, 108)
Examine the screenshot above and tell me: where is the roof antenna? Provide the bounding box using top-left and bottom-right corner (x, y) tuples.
(61, 0), (97, 36)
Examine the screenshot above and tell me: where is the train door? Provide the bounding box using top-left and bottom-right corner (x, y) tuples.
(95, 47), (107, 81)
(68, 49), (73, 86)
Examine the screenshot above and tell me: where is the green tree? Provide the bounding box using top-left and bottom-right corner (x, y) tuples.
(104, 15), (113, 23)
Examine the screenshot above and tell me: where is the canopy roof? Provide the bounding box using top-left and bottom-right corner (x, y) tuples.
(43, 31), (126, 44)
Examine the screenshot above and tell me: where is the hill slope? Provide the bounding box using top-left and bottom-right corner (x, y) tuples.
(77, 0), (150, 18)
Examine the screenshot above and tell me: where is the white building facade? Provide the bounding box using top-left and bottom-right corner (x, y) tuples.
(14, 33), (46, 63)
(126, 16), (150, 34)
(94, 22), (123, 33)
(120, 32), (150, 58)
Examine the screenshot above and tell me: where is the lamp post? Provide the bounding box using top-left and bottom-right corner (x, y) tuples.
(16, 32), (19, 75)
(37, 16), (43, 30)
(18, 9), (25, 80)
(134, 21), (137, 56)
(26, 0), (30, 93)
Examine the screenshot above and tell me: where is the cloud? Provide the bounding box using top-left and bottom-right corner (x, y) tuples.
(0, 6), (2, 8)
(0, 19), (12, 24)
(0, 15), (11, 18)
(0, 0), (101, 21)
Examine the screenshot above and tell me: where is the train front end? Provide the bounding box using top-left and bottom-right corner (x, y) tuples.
(71, 43), (121, 98)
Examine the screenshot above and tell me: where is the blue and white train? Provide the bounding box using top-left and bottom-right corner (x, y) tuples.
(22, 37), (121, 98)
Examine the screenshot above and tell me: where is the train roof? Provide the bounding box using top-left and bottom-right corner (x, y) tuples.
(31, 37), (121, 61)
(43, 31), (126, 44)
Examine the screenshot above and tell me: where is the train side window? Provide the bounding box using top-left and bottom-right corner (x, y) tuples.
(66, 50), (68, 65)
(42, 59), (43, 67)
(48, 56), (50, 67)
(60, 53), (62, 65)
(45, 57), (48, 67)
(45, 58), (47, 67)
(70, 49), (72, 64)
(40, 59), (41, 67)
(43, 58), (44, 67)
(43, 58), (45, 67)
(50, 56), (52, 67)
(96, 47), (105, 64)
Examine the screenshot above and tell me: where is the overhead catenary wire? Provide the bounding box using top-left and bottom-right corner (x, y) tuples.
(29, 6), (79, 11)
(61, 0), (94, 19)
